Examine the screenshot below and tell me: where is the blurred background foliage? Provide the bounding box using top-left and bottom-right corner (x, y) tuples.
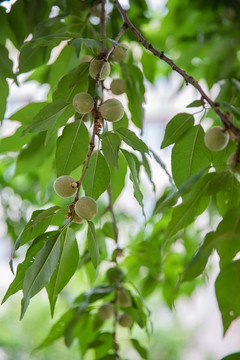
(0, 0), (240, 359)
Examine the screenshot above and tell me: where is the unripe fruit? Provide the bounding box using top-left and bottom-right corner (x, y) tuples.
(72, 212), (85, 224)
(75, 196), (98, 220)
(204, 126), (229, 151)
(227, 153), (240, 174)
(111, 44), (129, 62)
(118, 313), (132, 328)
(118, 289), (132, 308)
(98, 303), (114, 320)
(110, 79), (127, 95)
(73, 92), (94, 114)
(100, 99), (124, 122)
(54, 176), (77, 198)
(80, 55), (93, 63)
(89, 59), (110, 80)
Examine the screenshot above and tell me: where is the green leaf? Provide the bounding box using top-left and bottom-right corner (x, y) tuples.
(121, 149), (145, 217)
(15, 132), (55, 175)
(161, 113), (194, 148)
(47, 228), (79, 316)
(154, 167), (207, 214)
(131, 338), (148, 359)
(52, 63), (89, 102)
(110, 153), (128, 203)
(221, 354), (240, 360)
(19, 43), (51, 73)
(171, 125), (211, 188)
(36, 309), (77, 350)
(16, 206), (60, 249)
(2, 232), (56, 304)
(115, 127), (149, 153)
(181, 232), (215, 282)
(0, 43), (15, 79)
(221, 101), (240, 121)
(21, 231), (61, 319)
(112, 113), (128, 130)
(22, 100), (70, 134)
(0, 77), (9, 121)
(215, 260), (240, 334)
(166, 174), (213, 239)
(0, 127), (33, 154)
(68, 37), (102, 52)
(102, 222), (117, 240)
(101, 131), (121, 167)
(186, 100), (203, 108)
(9, 102), (48, 124)
(215, 207), (240, 266)
(182, 207), (240, 282)
(55, 119), (89, 176)
(87, 221), (100, 269)
(83, 151), (110, 200)
(216, 173), (240, 216)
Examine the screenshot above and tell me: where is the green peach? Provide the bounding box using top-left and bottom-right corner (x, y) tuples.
(54, 176), (77, 198)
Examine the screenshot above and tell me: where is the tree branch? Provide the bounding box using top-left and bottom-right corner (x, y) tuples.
(95, 23), (128, 87)
(113, 0), (240, 139)
(85, 0), (102, 20)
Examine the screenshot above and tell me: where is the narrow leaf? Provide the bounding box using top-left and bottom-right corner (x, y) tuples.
(101, 132), (121, 168)
(56, 119), (89, 176)
(2, 232), (57, 304)
(22, 99), (70, 134)
(116, 127), (149, 153)
(47, 227), (79, 316)
(161, 113), (194, 148)
(121, 149), (145, 217)
(83, 151), (110, 200)
(9, 102), (48, 124)
(53, 63), (89, 102)
(0, 77), (8, 121)
(215, 260), (240, 334)
(171, 125), (211, 188)
(21, 231), (61, 319)
(87, 221), (100, 269)
(0, 43), (15, 79)
(186, 100), (203, 108)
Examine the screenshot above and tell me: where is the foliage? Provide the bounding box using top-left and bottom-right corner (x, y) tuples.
(0, 0), (240, 358)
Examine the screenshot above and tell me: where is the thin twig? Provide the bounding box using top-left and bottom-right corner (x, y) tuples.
(113, 0), (240, 140)
(95, 23), (128, 87)
(85, 0), (102, 20)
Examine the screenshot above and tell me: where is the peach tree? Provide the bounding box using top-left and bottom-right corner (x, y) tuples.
(1, 0), (240, 359)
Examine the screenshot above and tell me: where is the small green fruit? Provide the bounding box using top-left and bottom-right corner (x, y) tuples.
(111, 44), (129, 62)
(118, 289), (132, 308)
(204, 126), (229, 151)
(100, 99), (124, 122)
(98, 303), (114, 320)
(54, 176), (77, 198)
(118, 313), (132, 328)
(75, 196), (98, 220)
(227, 153), (240, 174)
(110, 79), (127, 95)
(72, 212), (85, 224)
(80, 55), (93, 63)
(73, 92), (94, 114)
(89, 59), (110, 80)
